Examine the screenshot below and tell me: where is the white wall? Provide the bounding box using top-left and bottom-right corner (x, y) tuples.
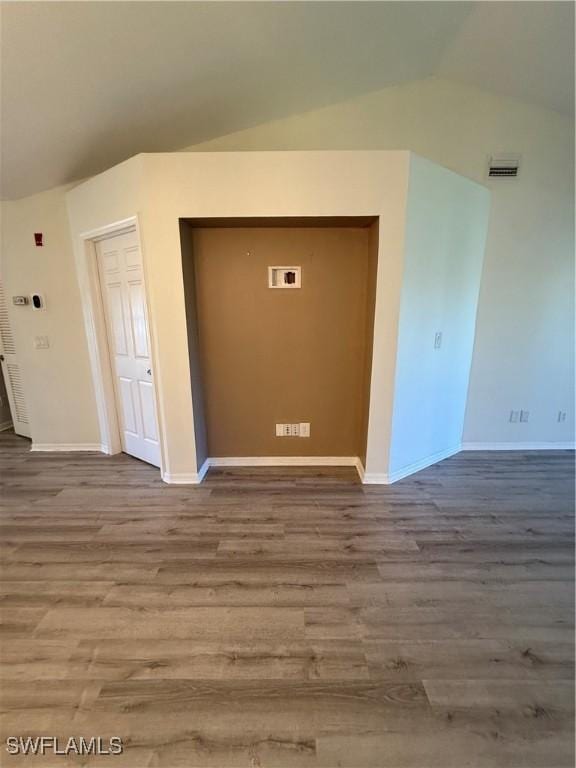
(64, 157), (153, 459)
(65, 150), (488, 481)
(0, 185), (100, 446)
(388, 156), (489, 480)
(189, 77), (575, 447)
(66, 150), (418, 480)
(1, 75), (572, 461)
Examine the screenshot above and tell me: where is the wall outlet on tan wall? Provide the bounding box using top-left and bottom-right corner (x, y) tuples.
(275, 423), (310, 437)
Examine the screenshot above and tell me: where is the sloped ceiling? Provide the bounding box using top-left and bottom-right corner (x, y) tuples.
(437, 2), (574, 116)
(1, 1), (573, 199)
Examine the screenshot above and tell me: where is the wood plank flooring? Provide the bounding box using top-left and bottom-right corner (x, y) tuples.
(0, 431), (574, 767)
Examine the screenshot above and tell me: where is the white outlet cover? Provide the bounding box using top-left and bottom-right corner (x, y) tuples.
(268, 266), (301, 288)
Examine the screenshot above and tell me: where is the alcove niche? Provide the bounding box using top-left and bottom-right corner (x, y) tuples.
(66, 151), (489, 483)
(179, 216), (379, 476)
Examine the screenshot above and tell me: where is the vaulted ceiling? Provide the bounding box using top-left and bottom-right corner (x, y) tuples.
(1, 1), (573, 199)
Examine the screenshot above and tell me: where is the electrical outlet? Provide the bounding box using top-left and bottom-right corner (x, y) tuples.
(509, 410), (519, 423)
(299, 422), (310, 438)
(276, 423), (301, 437)
(434, 331), (442, 350)
(557, 411), (567, 423)
(519, 410), (529, 423)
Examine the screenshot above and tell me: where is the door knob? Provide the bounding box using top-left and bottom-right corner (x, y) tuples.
(146, 368), (151, 375)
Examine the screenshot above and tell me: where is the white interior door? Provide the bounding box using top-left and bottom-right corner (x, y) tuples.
(0, 281), (30, 437)
(96, 231), (161, 467)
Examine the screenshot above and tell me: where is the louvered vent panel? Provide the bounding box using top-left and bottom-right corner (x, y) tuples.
(0, 283), (16, 354)
(6, 363), (28, 423)
(489, 166), (518, 178)
(487, 154), (521, 179)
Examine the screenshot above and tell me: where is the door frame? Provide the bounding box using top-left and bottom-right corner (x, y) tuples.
(75, 216), (164, 472)
(0, 280), (30, 437)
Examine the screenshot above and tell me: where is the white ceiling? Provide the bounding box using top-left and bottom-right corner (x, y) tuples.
(1, 1), (573, 199)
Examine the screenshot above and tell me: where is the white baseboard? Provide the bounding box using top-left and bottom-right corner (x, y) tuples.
(0, 420), (13, 432)
(362, 441), (575, 485)
(208, 456), (361, 468)
(161, 471), (203, 484)
(462, 441), (576, 451)
(361, 472), (390, 484)
(354, 457), (366, 481)
(162, 458), (210, 484)
(162, 456), (364, 484)
(30, 443), (104, 453)
(197, 458), (210, 482)
(363, 444), (462, 485)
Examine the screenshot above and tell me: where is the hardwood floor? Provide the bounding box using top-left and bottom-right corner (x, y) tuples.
(0, 430), (574, 767)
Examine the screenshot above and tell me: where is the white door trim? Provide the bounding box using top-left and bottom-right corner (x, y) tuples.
(74, 217), (165, 473)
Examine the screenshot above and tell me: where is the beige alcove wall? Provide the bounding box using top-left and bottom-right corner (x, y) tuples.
(180, 216), (380, 467)
(66, 151), (489, 483)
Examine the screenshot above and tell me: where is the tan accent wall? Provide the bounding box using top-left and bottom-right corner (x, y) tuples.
(184, 223), (377, 458)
